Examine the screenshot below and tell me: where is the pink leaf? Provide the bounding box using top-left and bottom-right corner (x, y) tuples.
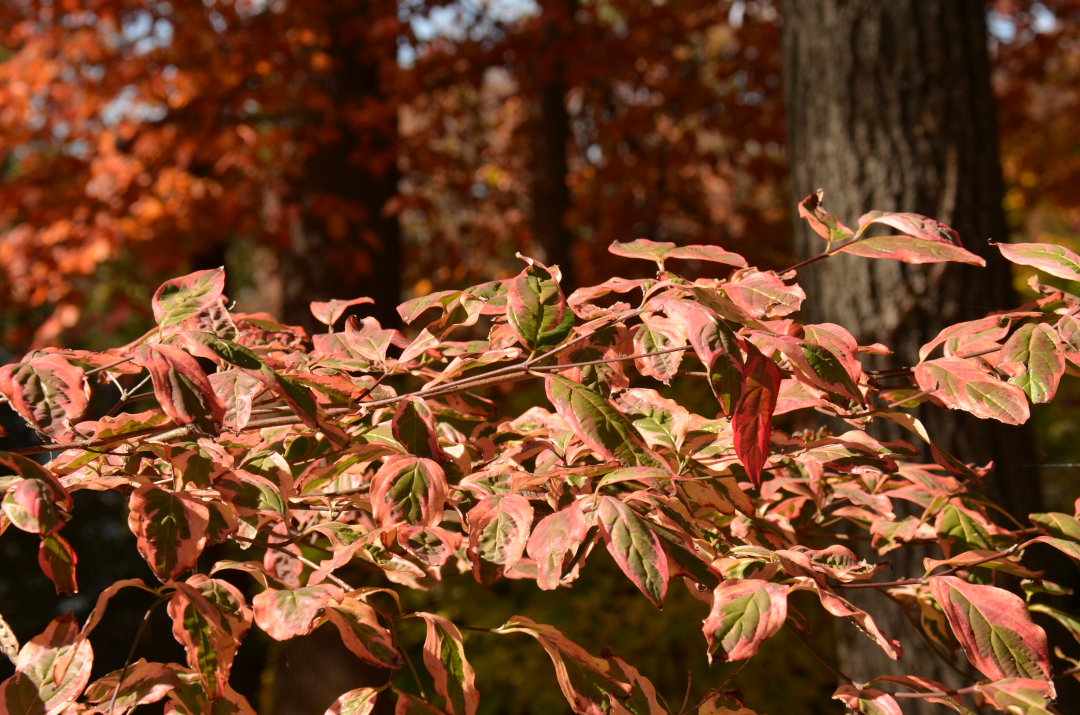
(929, 575), (1051, 681)
(703, 579), (788, 662)
(0, 356), (87, 441)
(997, 241), (1080, 282)
(467, 494), (534, 584)
(152, 268), (226, 328)
(310, 297), (375, 328)
(526, 501), (589, 590)
(419, 613), (479, 715)
(371, 456), (448, 527)
(914, 358), (1030, 425)
(133, 344), (226, 428)
(127, 485), (209, 582)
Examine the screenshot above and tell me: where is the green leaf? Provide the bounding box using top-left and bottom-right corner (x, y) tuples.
(914, 357), (1030, 425)
(997, 241), (1080, 282)
(702, 579), (788, 663)
(1000, 323), (1065, 403)
(127, 485), (210, 581)
(929, 576), (1051, 681)
(507, 262), (574, 352)
(545, 375), (664, 468)
(419, 613), (478, 715)
(597, 497), (668, 608)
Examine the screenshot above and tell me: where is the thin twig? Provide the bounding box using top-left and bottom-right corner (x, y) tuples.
(85, 357), (135, 376)
(788, 625), (854, 685)
(106, 594), (169, 715)
(836, 541), (1029, 589)
(390, 617), (428, 700)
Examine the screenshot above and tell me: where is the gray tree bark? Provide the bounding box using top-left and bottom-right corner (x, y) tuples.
(781, 2), (1044, 710)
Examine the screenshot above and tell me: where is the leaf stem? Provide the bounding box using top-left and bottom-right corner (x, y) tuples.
(389, 617), (428, 700)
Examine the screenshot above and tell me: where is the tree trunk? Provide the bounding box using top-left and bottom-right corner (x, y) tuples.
(781, 1), (1043, 708)
(281, 16), (401, 333)
(529, 0), (577, 291)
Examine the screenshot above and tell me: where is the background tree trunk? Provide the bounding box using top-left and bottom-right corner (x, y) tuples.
(781, 1), (1044, 708)
(529, 0), (577, 290)
(281, 13), (401, 333)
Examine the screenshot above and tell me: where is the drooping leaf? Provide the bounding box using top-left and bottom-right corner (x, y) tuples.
(545, 375), (664, 468)
(83, 659), (178, 714)
(702, 579), (788, 663)
(608, 239), (746, 269)
(526, 501), (590, 590)
(127, 484), (210, 582)
(166, 578), (250, 699)
(914, 358), (1030, 425)
(507, 262), (574, 352)
(152, 268), (226, 328)
(38, 533), (77, 596)
(496, 616), (631, 715)
(393, 397), (446, 462)
(0, 356), (87, 440)
(928, 575), (1051, 681)
(324, 598), (403, 669)
(0, 613), (93, 715)
(831, 685), (902, 715)
(732, 344), (781, 486)
(997, 241), (1080, 282)
(3, 478), (66, 536)
(324, 687), (380, 715)
(133, 344), (226, 428)
(999, 323), (1065, 404)
(310, 297), (375, 328)
(797, 191), (854, 243)
(253, 584), (343, 641)
(597, 497), (668, 608)
(0, 613), (18, 667)
(978, 678), (1056, 715)
(419, 613), (479, 715)
(371, 456), (448, 527)
(467, 494), (534, 584)
(395, 692), (449, 714)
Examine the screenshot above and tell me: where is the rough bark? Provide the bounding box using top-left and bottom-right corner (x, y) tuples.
(281, 17), (401, 333)
(528, 0), (577, 291)
(781, 1), (1044, 709)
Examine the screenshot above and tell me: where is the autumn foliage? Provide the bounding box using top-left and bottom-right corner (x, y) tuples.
(0, 201), (1079, 713)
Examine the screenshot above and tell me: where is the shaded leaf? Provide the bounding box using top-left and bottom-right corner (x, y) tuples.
(324, 598), (403, 669)
(38, 533), (77, 596)
(310, 297), (375, 328)
(0, 613), (93, 715)
(393, 397), (446, 462)
(526, 501), (590, 590)
(83, 659), (178, 714)
(325, 687), (380, 715)
(419, 613), (479, 715)
(495, 616), (631, 715)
